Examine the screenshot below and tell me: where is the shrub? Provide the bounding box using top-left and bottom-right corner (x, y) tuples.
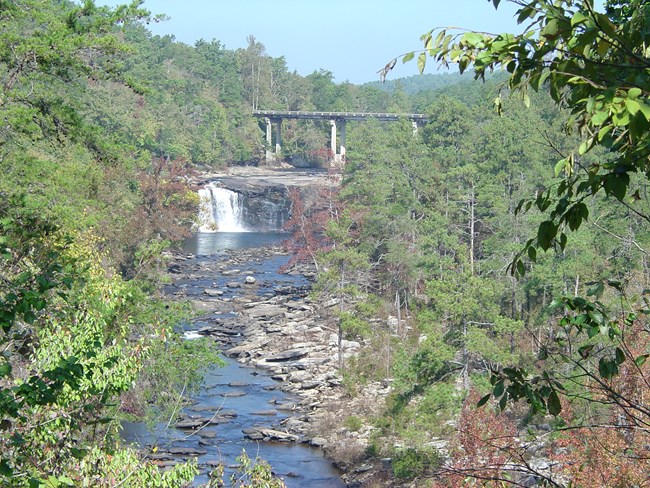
(344, 415), (364, 432)
(392, 447), (441, 479)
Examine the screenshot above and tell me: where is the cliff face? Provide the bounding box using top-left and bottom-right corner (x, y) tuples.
(199, 168), (337, 232)
(238, 186), (292, 231)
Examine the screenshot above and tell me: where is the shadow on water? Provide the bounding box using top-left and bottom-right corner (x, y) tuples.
(122, 231), (345, 487)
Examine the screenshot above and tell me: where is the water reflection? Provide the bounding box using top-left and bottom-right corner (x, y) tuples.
(185, 231), (287, 255)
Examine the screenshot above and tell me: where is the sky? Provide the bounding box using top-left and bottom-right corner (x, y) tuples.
(98, 1), (526, 84)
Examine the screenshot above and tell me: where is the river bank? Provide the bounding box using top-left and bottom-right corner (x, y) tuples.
(163, 242), (396, 487)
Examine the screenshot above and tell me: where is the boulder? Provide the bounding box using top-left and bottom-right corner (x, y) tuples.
(258, 428), (299, 442)
(251, 410), (277, 416)
(266, 349), (309, 362)
(168, 447), (207, 456)
(204, 288), (224, 296)
(289, 371), (312, 383)
(310, 437), (328, 448)
(246, 304), (285, 318)
(219, 390), (247, 398)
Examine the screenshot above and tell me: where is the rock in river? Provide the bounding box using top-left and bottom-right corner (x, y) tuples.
(265, 349), (310, 362)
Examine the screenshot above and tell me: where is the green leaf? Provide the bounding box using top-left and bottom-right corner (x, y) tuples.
(603, 173), (629, 200)
(477, 393), (491, 407)
(588, 310), (605, 325)
(499, 392), (508, 411)
(0, 459), (13, 477)
(537, 220), (557, 251)
(615, 347), (626, 365)
(571, 11), (588, 26)
(58, 475), (75, 486)
(417, 52), (427, 73)
(597, 124), (612, 141)
(635, 354), (649, 367)
(493, 381), (505, 397)
(628, 87), (642, 99)
(517, 6), (535, 23)
(625, 98), (640, 115)
(637, 101), (650, 121)
(0, 361), (11, 378)
(70, 448), (88, 460)
(402, 52), (415, 63)
(527, 246), (537, 262)
(547, 389), (561, 415)
(591, 110), (609, 125)
(587, 281), (604, 298)
(599, 357), (613, 379)
(541, 18), (560, 38)
(516, 259), (525, 277)
(462, 32), (484, 46)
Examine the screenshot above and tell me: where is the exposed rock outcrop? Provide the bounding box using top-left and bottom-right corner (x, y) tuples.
(164, 243), (394, 487)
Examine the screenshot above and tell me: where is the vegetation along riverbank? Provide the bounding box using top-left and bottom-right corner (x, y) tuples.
(2, 0), (650, 486)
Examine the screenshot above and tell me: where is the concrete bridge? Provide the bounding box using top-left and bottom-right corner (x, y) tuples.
(252, 110), (428, 163)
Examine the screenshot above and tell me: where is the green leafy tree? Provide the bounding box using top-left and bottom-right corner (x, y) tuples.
(385, 0), (650, 415)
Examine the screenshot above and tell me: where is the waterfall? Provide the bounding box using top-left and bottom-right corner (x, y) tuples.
(198, 184), (248, 233)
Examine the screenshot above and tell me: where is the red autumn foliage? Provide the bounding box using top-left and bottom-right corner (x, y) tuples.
(550, 321), (650, 487)
(432, 321), (650, 487)
(134, 156), (197, 242)
(431, 390), (523, 487)
(281, 184), (339, 272)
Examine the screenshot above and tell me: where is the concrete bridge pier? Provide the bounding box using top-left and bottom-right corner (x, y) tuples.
(330, 119), (347, 164)
(264, 117), (282, 162)
(274, 119), (282, 154)
(329, 119), (337, 158)
(339, 120), (346, 162)
(264, 117), (272, 162)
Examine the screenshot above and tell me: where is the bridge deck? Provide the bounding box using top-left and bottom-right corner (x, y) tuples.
(253, 110), (428, 122)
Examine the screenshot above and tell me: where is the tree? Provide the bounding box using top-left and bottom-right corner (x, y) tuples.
(0, 0), (152, 152)
(0, 2), (207, 485)
(384, 0), (650, 414)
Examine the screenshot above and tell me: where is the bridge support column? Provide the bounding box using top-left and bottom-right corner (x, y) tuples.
(264, 117), (282, 162)
(330, 119), (337, 160)
(265, 117), (273, 162)
(274, 119), (282, 155)
(339, 120), (346, 162)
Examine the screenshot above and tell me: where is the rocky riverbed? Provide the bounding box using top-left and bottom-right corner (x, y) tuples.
(162, 244), (396, 487)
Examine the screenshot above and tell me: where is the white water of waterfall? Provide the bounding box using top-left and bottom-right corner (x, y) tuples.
(198, 185), (248, 232)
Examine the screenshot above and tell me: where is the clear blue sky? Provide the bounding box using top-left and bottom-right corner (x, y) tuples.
(97, 1), (587, 84)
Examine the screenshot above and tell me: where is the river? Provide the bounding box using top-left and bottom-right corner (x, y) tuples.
(122, 231), (345, 487)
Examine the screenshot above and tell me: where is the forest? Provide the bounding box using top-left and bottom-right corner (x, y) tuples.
(1, 0), (649, 486)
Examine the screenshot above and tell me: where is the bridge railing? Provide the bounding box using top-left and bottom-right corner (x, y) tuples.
(252, 110), (428, 122)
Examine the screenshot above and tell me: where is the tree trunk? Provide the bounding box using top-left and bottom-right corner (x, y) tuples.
(469, 184), (476, 276)
(462, 317), (469, 392)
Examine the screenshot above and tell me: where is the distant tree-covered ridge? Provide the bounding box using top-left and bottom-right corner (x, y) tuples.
(364, 72), (471, 95)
